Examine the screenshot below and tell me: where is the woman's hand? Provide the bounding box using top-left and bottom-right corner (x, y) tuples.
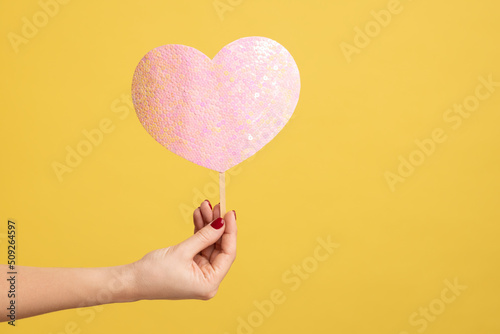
(130, 201), (237, 300)
(0, 200), (236, 322)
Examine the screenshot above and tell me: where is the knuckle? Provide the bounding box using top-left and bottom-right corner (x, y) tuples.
(202, 288), (218, 300)
(198, 284), (219, 300)
(196, 230), (212, 244)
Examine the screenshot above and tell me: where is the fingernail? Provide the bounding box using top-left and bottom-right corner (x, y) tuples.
(205, 200), (212, 210)
(233, 210), (237, 220)
(211, 218), (224, 230)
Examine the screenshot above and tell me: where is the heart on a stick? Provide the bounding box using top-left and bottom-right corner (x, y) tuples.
(131, 36), (300, 172)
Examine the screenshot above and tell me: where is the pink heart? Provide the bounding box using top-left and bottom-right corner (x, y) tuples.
(131, 36), (300, 172)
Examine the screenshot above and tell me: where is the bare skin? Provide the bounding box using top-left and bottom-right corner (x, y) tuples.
(1, 201), (236, 322)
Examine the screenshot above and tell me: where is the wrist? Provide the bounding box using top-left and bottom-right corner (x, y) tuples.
(106, 263), (140, 304)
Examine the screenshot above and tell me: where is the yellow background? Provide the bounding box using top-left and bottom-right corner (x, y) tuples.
(1, 0), (499, 333)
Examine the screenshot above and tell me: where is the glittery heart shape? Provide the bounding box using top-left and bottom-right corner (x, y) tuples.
(131, 36), (300, 172)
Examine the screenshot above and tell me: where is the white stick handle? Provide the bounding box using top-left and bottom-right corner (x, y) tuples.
(219, 172), (226, 218)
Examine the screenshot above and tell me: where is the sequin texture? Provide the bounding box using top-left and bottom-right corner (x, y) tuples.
(131, 36), (301, 172)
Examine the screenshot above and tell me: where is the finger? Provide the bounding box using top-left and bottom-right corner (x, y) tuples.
(200, 200), (214, 226)
(212, 210), (237, 276)
(213, 203), (220, 219)
(200, 200), (215, 258)
(194, 253), (210, 268)
(221, 210), (237, 256)
(214, 203), (222, 249)
(193, 207), (204, 233)
(208, 203), (223, 252)
(178, 217), (226, 258)
(213, 203), (223, 247)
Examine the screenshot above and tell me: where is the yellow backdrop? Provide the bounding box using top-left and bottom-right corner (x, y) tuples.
(1, 0), (499, 333)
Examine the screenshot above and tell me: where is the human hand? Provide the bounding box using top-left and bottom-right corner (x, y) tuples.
(130, 201), (237, 301)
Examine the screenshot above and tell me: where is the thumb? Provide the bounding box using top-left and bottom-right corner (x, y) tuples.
(178, 218), (225, 257)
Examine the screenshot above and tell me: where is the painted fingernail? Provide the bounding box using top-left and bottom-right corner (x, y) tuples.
(211, 217), (224, 230)
(205, 200), (212, 210)
(233, 210), (237, 220)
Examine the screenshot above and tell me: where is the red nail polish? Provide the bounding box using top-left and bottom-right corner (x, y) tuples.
(205, 200), (212, 210)
(233, 210), (237, 220)
(211, 217), (224, 230)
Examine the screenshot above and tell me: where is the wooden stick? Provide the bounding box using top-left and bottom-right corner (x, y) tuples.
(219, 172), (226, 218)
